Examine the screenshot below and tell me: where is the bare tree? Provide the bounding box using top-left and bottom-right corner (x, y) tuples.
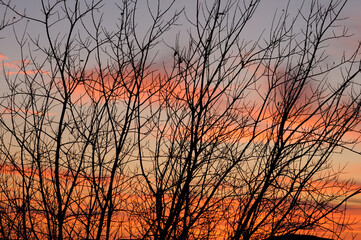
(0, 0), (360, 240)
(0, 0), (180, 239)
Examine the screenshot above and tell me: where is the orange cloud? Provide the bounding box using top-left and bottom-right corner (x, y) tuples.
(0, 156), (359, 240)
(345, 203), (361, 237)
(1, 56), (45, 76)
(6, 69), (49, 76)
(66, 67), (174, 105)
(0, 53), (9, 60)
(1, 107), (55, 116)
(2, 62), (18, 69)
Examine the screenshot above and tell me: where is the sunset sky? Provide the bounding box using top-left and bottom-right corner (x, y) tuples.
(1, 0), (361, 239)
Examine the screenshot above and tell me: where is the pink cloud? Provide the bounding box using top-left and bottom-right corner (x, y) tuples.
(3, 62), (19, 69)
(0, 53), (9, 60)
(1, 56), (46, 76)
(6, 69), (49, 76)
(1, 107), (55, 116)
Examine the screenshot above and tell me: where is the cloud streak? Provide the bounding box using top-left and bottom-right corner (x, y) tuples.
(1, 54), (48, 76)
(0, 53), (9, 60)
